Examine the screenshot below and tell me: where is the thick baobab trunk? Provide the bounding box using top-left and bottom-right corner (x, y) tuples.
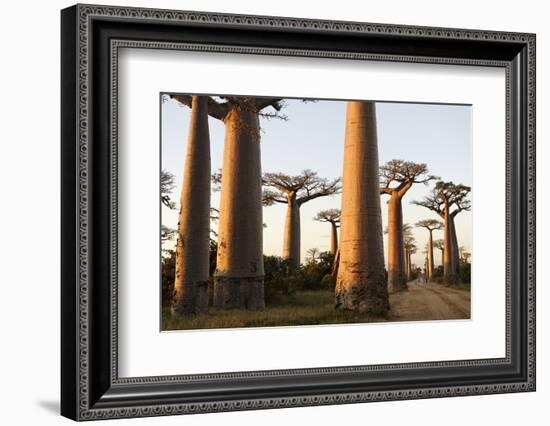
(387, 195), (407, 291)
(427, 231), (434, 280)
(443, 206), (458, 285)
(335, 101), (389, 315)
(172, 96), (211, 315)
(214, 109), (265, 310)
(282, 194), (300, 271)
(330, 222), (339, 256)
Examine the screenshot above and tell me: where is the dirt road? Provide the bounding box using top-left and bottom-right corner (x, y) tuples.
(387, 281), (470, 322)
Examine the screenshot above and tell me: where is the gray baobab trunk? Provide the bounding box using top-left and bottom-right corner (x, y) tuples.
(282, 195), (300, 270)
(214, 108), (265, 310)
(335, 101), (389, 315)
(171, 96), (211, 315)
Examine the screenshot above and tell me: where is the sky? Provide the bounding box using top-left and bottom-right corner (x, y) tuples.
(161, 97), (472, 269)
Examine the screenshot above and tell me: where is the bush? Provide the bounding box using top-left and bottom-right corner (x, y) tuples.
(263, 252), (335, 304)
(459, 262), (471, 284)
(320, 273), (336, 290)
(263, 256), (297, 304)
(161, 249), (176, 306)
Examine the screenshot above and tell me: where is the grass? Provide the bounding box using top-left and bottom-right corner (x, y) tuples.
(162, 290), (385, 331)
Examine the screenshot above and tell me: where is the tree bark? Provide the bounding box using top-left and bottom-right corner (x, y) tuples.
(427, 230), (434, 280)
(171, 96), (211, 315)
(282, 194), (300, 271)
(335, 101), (389, 315)
(214, 108), (265, 309)
(330, 222), (338, 256)
(387, 194), (407, 291)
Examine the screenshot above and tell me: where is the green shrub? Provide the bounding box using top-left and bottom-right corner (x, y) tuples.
(161, 249), (176, 306)
(459, 262), (471, 284)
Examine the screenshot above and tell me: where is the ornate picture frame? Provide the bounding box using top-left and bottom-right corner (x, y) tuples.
(61, 4), (535, 420)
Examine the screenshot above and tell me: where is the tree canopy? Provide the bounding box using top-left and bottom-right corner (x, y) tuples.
(379, 160), (438, 197)
(262, 170), (341, 206)
(313, 209), (341, 225)
(413, 180), (471, 218)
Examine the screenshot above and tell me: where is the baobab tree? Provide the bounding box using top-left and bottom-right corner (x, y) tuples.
(314, 209), (341, 256)
(171, 95), (284, 310)
(380, 160), (437, 292)
(161, 169), (176, 209)
(170, 96), (211, 315)
(306, 248), (320, 263)
(433, 239), (445, 266)
(161, 225), (176, 245)
(405, 243), (417, 281)
(416, 219), (443, 281)
(263, 170), (341, 271)
(335, 101), (389, 315)
(413, 181), (471, 284)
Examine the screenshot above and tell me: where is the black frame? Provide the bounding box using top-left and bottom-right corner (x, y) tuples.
(61, 4), (536, 421)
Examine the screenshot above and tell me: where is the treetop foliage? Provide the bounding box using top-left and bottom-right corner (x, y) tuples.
(380, 159), (438, 196)
(262, 169), (341, 206)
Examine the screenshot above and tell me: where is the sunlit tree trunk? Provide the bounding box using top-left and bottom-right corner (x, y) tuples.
(427, 230), (434, 280)
(214, 109), (265, 309)
(387, 195), (407, 291)
(335, 101), (389, 315)
(282, 194), (300, 271)
(330, 222), (338, 256)
(171, 96), (211, 315)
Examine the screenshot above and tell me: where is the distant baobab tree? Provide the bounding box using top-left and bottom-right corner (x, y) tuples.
(402, 224), (417, 281)
(416, 219), (443, 281)
(336, 101), (389, 315)
(171, 95), (284, 310)
(306, 247), (320, 263)
(459, 245), (472, 265)
(314, 209), (341, 256)
(380, 160), (437, 292)
(161, 225), (176, 244)
(161, 169), (176, 209)
(433, 238), (445, 266)
(263, 170), (341, 271)
(160, 170), (177, 247)
(413, 181), (471, 284)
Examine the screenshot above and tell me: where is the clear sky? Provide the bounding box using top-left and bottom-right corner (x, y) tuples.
(161, 97), (472, 269)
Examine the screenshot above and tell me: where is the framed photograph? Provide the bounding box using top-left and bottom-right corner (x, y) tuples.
(61, 4), (536, 421)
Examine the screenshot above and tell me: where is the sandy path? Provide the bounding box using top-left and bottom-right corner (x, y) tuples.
(387, 281), (470, 322)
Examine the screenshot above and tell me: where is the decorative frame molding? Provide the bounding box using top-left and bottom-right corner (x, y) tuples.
(61, 3), (535, 421)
